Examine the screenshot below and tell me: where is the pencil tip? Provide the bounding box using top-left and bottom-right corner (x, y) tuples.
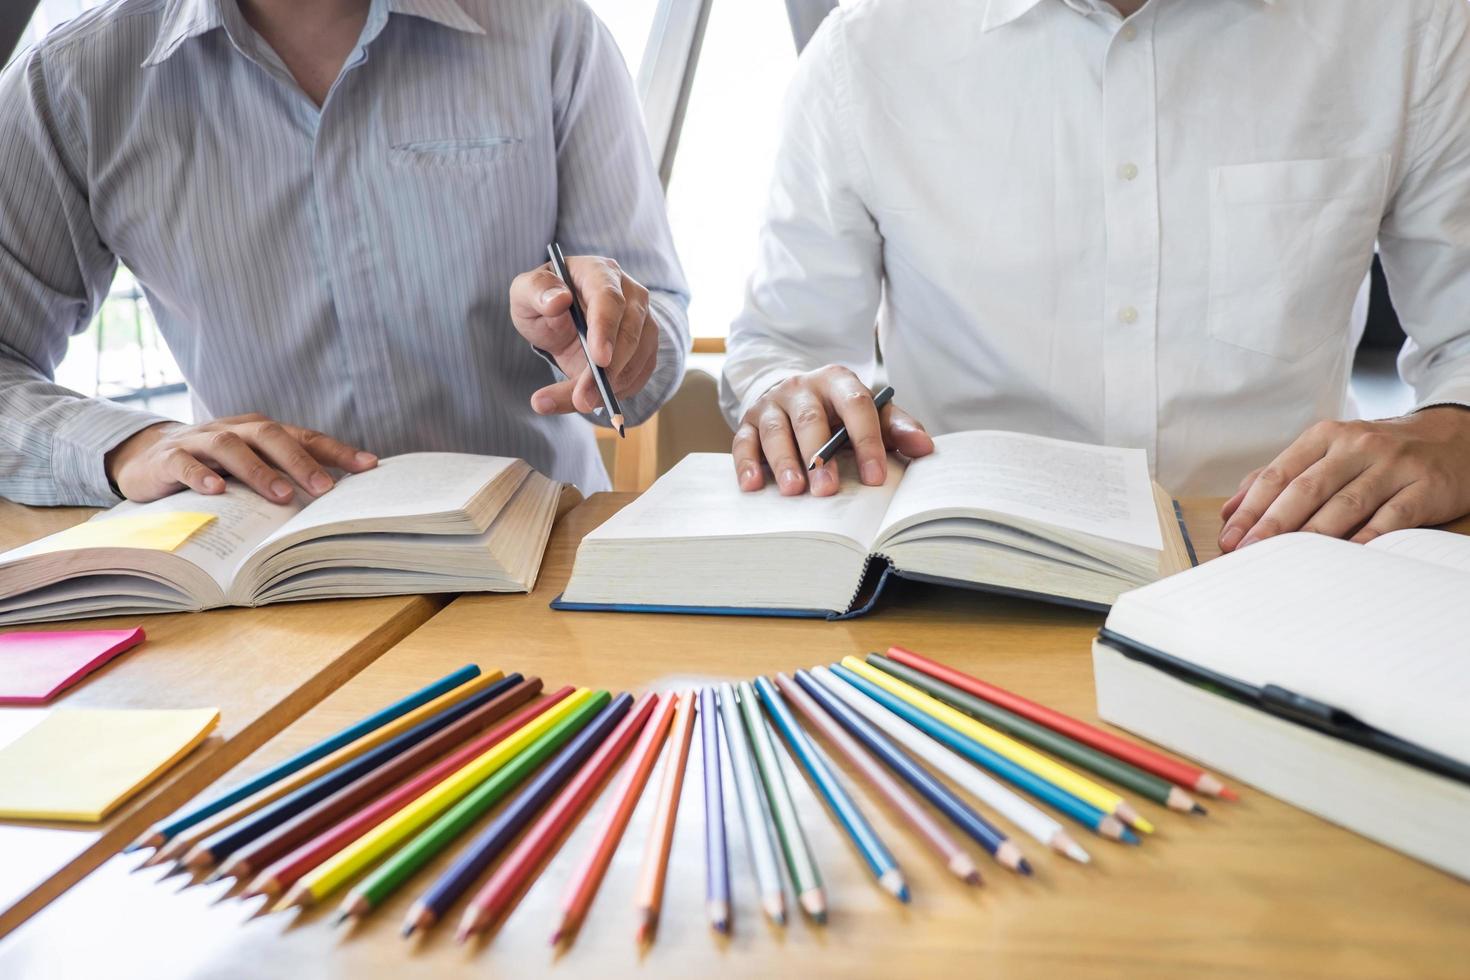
(400, 923), (415, 939)
(1219, 787), (1240, 801)
(965, 870), (983, 886)
(1065, 842), (1092, 864)
(806, 457), (818, 471)
(331, 910), (350, 928)
(1121, 829), (1141, 845)
(1192, 803), (1208, 815)
(1018, 859), (1034, 877)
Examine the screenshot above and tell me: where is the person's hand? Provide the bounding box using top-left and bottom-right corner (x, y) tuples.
(1218, 406), (1470, 551)
(104, 414), (378, 504)
(732, 366), (935, 496)
(509, 256), (658, 416)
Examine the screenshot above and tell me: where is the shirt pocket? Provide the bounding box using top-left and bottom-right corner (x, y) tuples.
(1207, 155), (1388, 361)
(387, 136), (524, 169)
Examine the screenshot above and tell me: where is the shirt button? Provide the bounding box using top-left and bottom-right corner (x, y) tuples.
(1120, 24), (1137, 41)
(1118, 162), (1139, 181)
(1118, 306), (1139, 324)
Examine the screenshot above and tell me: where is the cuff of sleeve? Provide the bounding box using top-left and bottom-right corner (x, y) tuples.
(51, 401), (171, 506)
(1413, 379), (1470, 415)
(614, 293), (688, 428)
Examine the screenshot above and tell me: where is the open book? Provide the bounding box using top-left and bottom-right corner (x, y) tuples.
(0, 453), (560, 625)
(1094, 529), (1470, 880)
(556, 431), (1192, 618)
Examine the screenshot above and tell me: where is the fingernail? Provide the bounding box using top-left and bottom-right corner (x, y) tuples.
(810, 468), (835, 494)
(309, 473), (332, 494)
(780, 468), (802, 491)
(599, 342), (613, 365)
(532, 394), (554, 414)
(203, 475), (223, 492)
(270, 479), (292, 498)
(1220, 526), (1244, 551)
(354, 452), (376, 466)
(861, 460), (884, 485)
(540, 287), (566, 306)
(739, 465), (758, 489)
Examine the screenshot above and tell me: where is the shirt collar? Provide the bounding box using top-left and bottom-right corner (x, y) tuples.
(981, 0), (1275, 33)
(142, 0), (484, 67)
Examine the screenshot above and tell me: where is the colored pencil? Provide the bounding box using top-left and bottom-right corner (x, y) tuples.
(737, 680), (825, 923)
(842, 657), (1154, 834)
(884, 645), (1236, 799)
(456, 693), (657, 942)
(552, 692), (678, 945)
(183, 674), (527, 873)
(803, 668), (1039, 872)
(547, 241), (624, 435)
(699, 687), (731, 932)
(130, 665), (487, 858)
(716, 683), (786, 927)
(338, 692), (609, 925)
(635, 690), (697, 944)
(213, 678), (542, 885)
(806, 384), (895, 470)
(774, 672), (981, 885)
(828, 664), (1135, 844)
(755, 676), (909, 902)
(402, 694), (634, 937)
(867, 654), (1203, 814)
(254, 687), (575, 905)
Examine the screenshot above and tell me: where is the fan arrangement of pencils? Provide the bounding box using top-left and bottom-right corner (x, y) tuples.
(126, 646), (1235, 945)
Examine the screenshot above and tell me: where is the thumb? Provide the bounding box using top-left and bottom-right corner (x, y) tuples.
(511, 265), (573, 319)
(885, 406), (935, 459)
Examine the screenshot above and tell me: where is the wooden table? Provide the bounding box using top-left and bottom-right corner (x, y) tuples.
(1, 496), (1467, 979)
(0, 502), (447, 937)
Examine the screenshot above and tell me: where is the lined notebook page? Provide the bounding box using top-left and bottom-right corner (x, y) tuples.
(1368, 528), (1470, 573)
(1105, 533), (1470, 762)
(583, 453), (903, 548)
(881, 432), (1162, 549)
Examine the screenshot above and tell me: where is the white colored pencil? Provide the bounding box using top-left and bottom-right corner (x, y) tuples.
(716, 683), (787, 925)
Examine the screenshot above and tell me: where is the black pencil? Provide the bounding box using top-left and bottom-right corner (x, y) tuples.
(807, 385), (894, 470)
(546, 242), (625, 436)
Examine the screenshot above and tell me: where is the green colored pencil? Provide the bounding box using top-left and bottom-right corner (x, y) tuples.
(735, 680), (826, 923)
(334, 692), (610, 922)
(865, 655), (1202, 813)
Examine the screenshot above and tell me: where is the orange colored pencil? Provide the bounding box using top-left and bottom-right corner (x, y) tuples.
(633, 691), (696, 944)
(551, 692), (678, 945)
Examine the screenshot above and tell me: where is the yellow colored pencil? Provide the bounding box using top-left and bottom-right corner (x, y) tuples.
(282, 688), (594, 907)
(840, 658), (1153, 833)
(139, 669), (507, 869)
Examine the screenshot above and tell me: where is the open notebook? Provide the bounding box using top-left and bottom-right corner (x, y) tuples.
(556, 431), (1193, 619)
(1094, 530), (1470, 880)
(0, 453), (560, 625)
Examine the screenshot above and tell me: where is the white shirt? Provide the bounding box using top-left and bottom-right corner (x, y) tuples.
(721, 0), (1470, 495)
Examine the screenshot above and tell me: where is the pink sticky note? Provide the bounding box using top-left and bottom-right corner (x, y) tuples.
(0, 628), (145, 705)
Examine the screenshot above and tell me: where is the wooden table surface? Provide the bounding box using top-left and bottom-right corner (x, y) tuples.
(0, 502), (446, 937)
(2, 495), (1467, 979)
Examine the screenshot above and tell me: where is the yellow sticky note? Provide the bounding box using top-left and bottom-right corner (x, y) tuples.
(0, 707), (219, 821)
(27, 512), (215, 556)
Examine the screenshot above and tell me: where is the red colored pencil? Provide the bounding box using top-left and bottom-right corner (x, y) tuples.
(885, 646), (1236, 800)
(245, 687), (575, 903)
(454, 692), (658, 942)
(550, 692), (678, 945)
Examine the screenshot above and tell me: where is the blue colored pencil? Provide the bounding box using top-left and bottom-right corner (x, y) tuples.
(129, 664), (482, 851)
(754, 676), (909, 902)
(401, 694), (634, 936)
(797, 669), (1031, 873)
(699, 687), (731, 932)
(828, 664), (1136, 843)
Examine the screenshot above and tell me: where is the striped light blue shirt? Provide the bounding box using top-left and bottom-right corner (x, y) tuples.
(0, 0), (690, 506)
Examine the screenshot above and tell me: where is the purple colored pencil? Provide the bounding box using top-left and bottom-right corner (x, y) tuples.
(700, 687), (731, 933)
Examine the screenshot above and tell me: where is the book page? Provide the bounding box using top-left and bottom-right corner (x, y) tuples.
(1366, 528), (1470, 573)
(583, 452), (903, 550)
(1105, 532), (1470, 763)
(879, 431), (1162, 549)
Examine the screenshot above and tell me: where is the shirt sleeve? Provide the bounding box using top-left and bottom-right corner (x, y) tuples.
(1379, 0), (1470, 414)
(546, 6), (691, 430)
(0, 48), (167, 507)
(718, 12), (885, 430)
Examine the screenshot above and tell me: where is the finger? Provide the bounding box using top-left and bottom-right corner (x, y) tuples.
(755, 405), (807, 495)
(1219, 433), (1332, 551)
(613, 321), (659, 396)
(1351, 487), (1428, 543)
(573, 260), (624, 367)
(778, 389), (838, 495)
(571, 368), (604, 416)
(1237, 454), (1369, 548)
(606, 280), (648, 382)
(1298, 464), (1409, 540)
(826, 376), (887, 486)
(191, 430), (294, 502)
(732, 423), (765, 491)
(284, 426), (377, 473)
(509, 264), (571, 321)
(250, 420), (335, 496)
(882, 405), (935, 461)
(1220, 469), (1260, 522)
(531, 378), (578, 415)
(162, 447), (225, 495)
